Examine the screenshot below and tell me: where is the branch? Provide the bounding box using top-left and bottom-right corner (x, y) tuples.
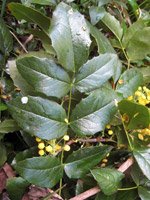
(69, 157), (134, 200)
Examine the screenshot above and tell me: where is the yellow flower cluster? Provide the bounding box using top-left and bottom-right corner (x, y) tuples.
(128, 86), (150, 106)
(36, 135), (70, 156)
(106, 124), (114, 135)
(137, 127), (150, 141)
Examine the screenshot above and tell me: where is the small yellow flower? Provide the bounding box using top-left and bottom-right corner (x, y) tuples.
(106, 124), (111, 129)
(64, 118), (69, 123)
(138, 133), (144, 141)
(55, 144), (61, 151)
(63, 135), (70, 141)
(38, 142), (45, 149)
(127, 96), (133, 101)
(122, 113), (129, 123)
(38, 149), (45, 156)
(64, 145), (70, 151)
(108, 130), (113, 135)
(45, 145), (53, 153)
(35, 137), (41, 142)
(102, 159), (108, 163)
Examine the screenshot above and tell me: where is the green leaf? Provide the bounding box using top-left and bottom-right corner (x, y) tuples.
(101, 12), (123, 41)
(87, 21), (115, 54)
(139, 67), (150, 84)
(6, 177), (29, 200)
(91, 168), (124, 195)
(116, 68), (143, 98)
(133, 148), (150, 180)
(70, 87), (118, 135)
(0, 17), (13, 55)
(138, 186), (150, 200)
(0, 142), (7, 167)
(31, 0), (57, 6)
(0, 119), (20, 134)
(118, 100), (150, 129)
(8, 3), (50, 33)
(98, 0), (111, 7)
(49, 2), (91, 72)
(127, 0), (139, 16)
(126, 27), (150, 61)
(75, 53), (121, 93)
(122, 20), (146, 48)
(7, 96), (68, 140)
(116, 189), (138, 200)
(0, 102), (7, 111)
(15, 156), (64, 188)
(64, 145), (112, 178)
(89, 6), (106, 25)
(17, 56), (71, 98)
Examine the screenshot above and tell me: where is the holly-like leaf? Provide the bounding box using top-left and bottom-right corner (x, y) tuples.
(15, 156), (64, 188)
(70, 87), (118, 135)
(49, 2), (91, 72)
(138, 186), (150, 200)
(0, 119), (20, 134)
(17, 56), (71, 98)
(126, 27), (150, 61)
(116, 68), (143, 98)
(8, 3), (50, 33)
(0, 17), (13, 55)
(75, 53), (121, 93)
(91, 168), (124, 195)
(118, 100), (150, 130)
(101, 12), (123, 41)
(87, 21), (115, 54)
(7, 96), (68, 140)
(6, 177), (29, 200)
(64, 145), (112, 178)
(133, 148), (150, 180)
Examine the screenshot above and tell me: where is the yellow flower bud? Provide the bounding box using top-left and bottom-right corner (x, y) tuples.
(38, 142), (45, 149)
(64, 145), (70, 151)
(106, 124), (111, 129)
(38, 149), (45, 156)
(108, 130), (113, 135)
(101, 163), (106, 167)
(63, 135), (70, 141)
(35, 137), (41, 142)
(45, 145), (53, 152)
(138, 133), (144, 141)
(102, 159), (108, 163)
(127, 96), (133, 101)
(55, 144), (61, 151)
(64, 118), (69, 123)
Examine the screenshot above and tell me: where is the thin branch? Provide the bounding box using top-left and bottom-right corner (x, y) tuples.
(69, 157), (134, 200)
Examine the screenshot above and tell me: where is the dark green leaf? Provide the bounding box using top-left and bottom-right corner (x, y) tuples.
(6, 177), (29, 200)
(0, 119), (20, 134)
(49, 2), (91, 72)
(118, 100), (150, 129)
(87, 21), (115, 54)
(7, 96), (68, 140)
(0, 102), (7, 111)
(17, 56), (71, 98)
(64, 145), (112, 178)
(8, 3), (50, 33)
(101, 12), (123, 41)
(116, 189), (138, 200)
(75, 53), (121, 93)
(70, 87), (118, 135)
(116, 68), (143, 98)
(91, 168), (124, 195)
(133, 148), (150, 180)
(15, 156), (64, 188)
(126, 27), (150, 61)
(31, 0), (57, 6)
(0, 17), (13, 54)
(89, 6), (106, 25)
(138, 186), (150, 200)
(0, 142), (7, 167)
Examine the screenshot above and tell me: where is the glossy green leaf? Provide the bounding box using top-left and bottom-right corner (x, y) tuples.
(133, 148), (150, 180)
(101, 12), (123, 41)
(7, 96), (68, 140)
(75, 53), (121, 93)
(89, 6), (106, 25)
(138, 186), (150, 200)
(0, 17), (13, 55)
(64, 145), (112, 178)
(0, 142), (7, 167)
(15, 156), (64, 188)
(17, 56), (71, 98)
(6, 177), (29, 200)
(122, 20), (146, 48)
(49, 2), (91, 72)
(0, 119), (20, 134)
(0, 102), (7, 111)
(126, 27), (150, 61)
(70, 88), (118, 135)
(8, 3), (50, 33)
(118, 100), (150, 129)
(116, 68), (143, 98)
(91, 168), (124, 195)
(87, 21), (115, 54)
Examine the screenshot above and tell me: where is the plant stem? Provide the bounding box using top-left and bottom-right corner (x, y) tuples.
(119, 40), (130, 69)
(1, 0), (7, 17)
(118, 186), (138, 191)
